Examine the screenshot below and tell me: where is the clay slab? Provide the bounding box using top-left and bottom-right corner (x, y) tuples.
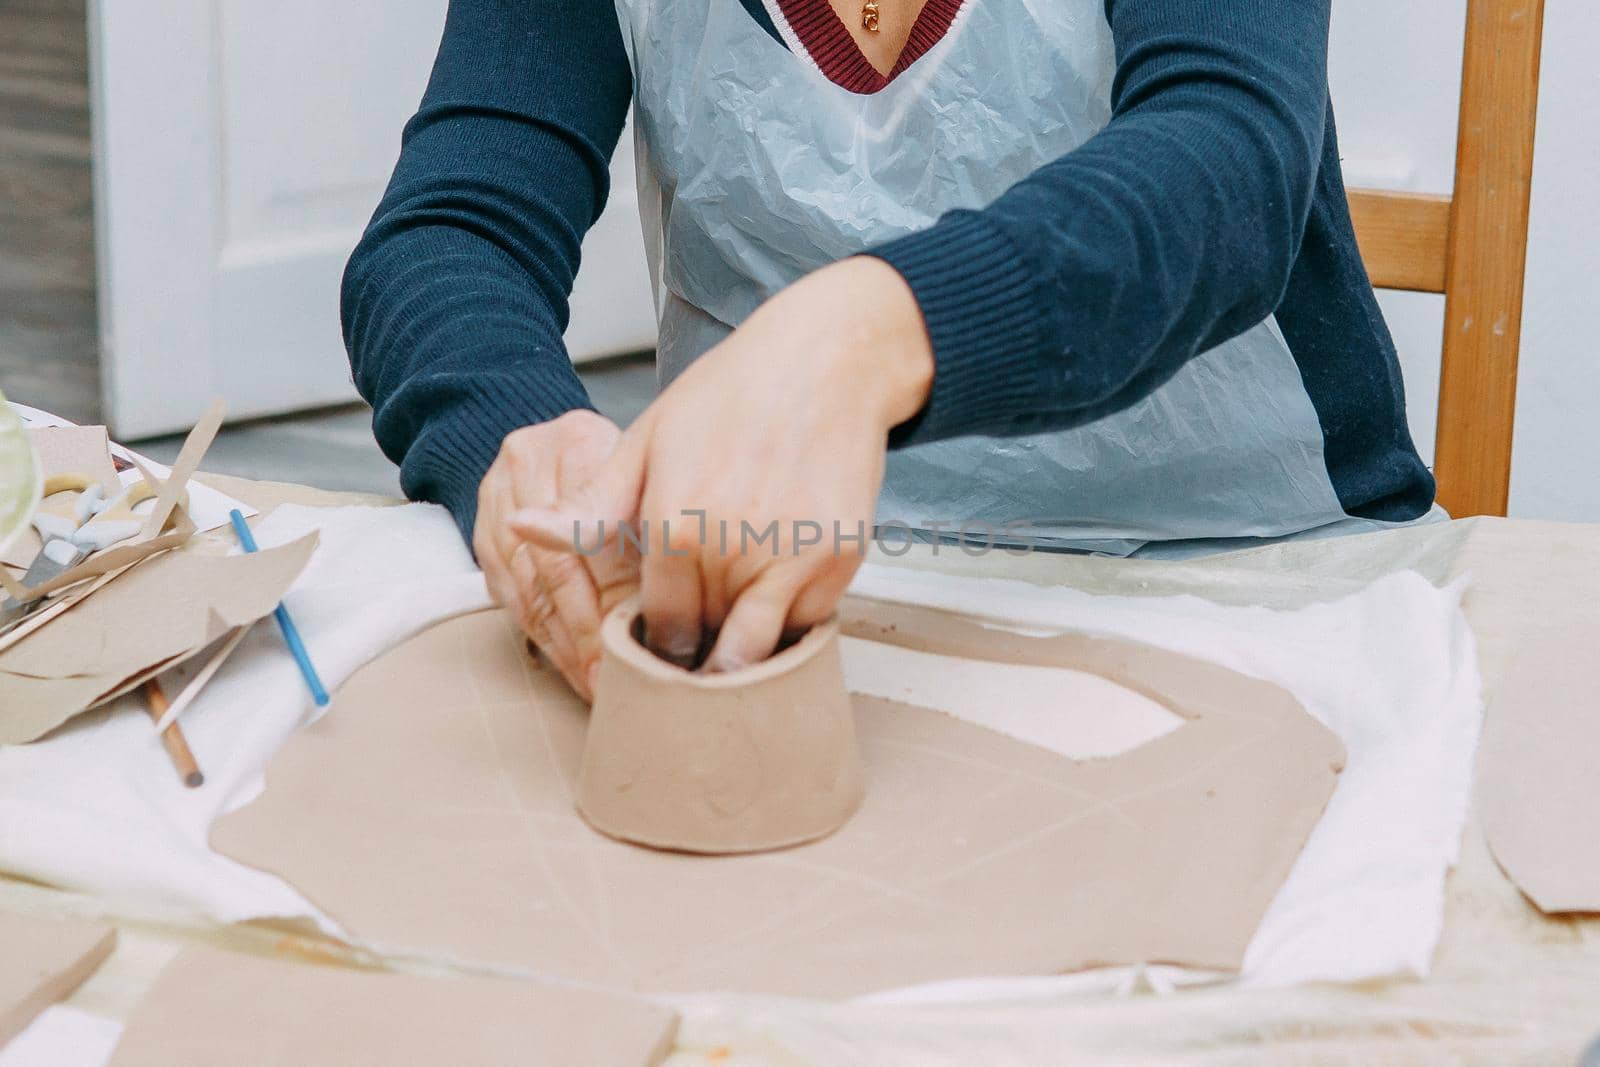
(1481, 605), (1600, 913)
(0, 913), (117, 1050)
(214, 601), (1343, 997)
(108, 948), (676, 1066)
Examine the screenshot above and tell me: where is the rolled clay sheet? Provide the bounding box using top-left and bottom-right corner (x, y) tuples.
(577, 597), (864, 853)
(214, 603), (1346, 996)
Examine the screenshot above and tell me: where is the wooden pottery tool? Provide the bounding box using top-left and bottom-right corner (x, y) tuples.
(142, 678), (204, 788)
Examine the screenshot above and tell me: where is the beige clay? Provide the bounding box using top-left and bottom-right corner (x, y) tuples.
(575, 596), (865, 853)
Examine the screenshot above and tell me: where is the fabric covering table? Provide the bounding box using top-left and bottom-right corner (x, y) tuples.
(1, 472), (1597, 1066)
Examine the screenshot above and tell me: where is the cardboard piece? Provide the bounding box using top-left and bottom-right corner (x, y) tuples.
(28, 426), (120, 494)
(579, 597), (864, 853)
(1, 426), (122, 570)
(138, 397), (223, 540)
(1481, 614), (1600, 913)
(214, 602), (1344, 997)
(0, 534), (317, 745)
(108, 948), (676, 1067)
(1, 512), (195, 610)
(0, 913), (117, 1050)
(0, 403), (223, 653)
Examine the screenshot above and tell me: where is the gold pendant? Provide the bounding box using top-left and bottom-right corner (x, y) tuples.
(861, 0), (880, 32)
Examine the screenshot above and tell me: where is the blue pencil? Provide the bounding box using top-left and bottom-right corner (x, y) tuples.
(229, 509), (330, 706)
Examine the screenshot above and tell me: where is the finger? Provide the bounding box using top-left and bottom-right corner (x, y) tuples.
(475, 488), (517, 609)
(509, 421), (650, 555)
(703, 570), (803, 674)
(482, 530), (533, 628)
(510, 543), (575, 659)
(529, 542), (607, 690)
(786, 554), (860, 630)
(588, 548), (640, 617)
(640, 520), (704, 667)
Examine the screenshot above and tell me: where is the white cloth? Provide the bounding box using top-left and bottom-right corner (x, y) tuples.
(844, 561), (1482, 990)
(0, 503), (1479, 999)
(0, 1007), (120, 1067)
(0, 504), (492, 927)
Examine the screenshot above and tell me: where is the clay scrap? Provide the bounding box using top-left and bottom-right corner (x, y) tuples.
(0, 913), (117, 1051)
(214, 599), (1344, 997)
(108, 948), (677, 1066)
(579, 596), (863, 853)
(0, 534), (317, 744)
(1481, 607), (1600, 913)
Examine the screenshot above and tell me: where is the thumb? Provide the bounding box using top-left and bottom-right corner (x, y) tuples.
(509, 427), (647, 555)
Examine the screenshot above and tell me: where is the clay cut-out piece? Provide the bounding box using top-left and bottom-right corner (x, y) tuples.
(577, 596), (864, 853)
(214, 603), (1345, 996)
(0, 914), (117, 1051)
(108, 948), (677, 1067)
(1482, 612), (1600, 914)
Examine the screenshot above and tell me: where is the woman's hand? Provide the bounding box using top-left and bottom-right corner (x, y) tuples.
(474, 409), (637, 699)
(510, 256), (932, 673)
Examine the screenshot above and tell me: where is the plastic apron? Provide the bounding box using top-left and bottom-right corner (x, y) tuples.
(612, 0), (1353, 555)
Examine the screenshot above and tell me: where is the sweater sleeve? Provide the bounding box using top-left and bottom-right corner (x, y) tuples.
(869, 0), (1332, 445)
(341, 0), (632, 540)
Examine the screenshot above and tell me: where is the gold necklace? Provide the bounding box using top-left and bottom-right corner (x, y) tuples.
(861, 0), (880, 32)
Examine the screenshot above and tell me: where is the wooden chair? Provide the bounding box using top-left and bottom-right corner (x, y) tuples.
(1347, 0), (1545, 518)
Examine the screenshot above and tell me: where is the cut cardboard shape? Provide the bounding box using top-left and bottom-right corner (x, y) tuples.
(0, 401), (221, 642)
(1481, 612), (1600, 913)
(579, 597), (863, 853)
(1, 426), (121, 570)
(1, 512), (195, 611)
(214, 601), (1344, 996)
(137, 397), (223, 540)
(28, 426), (120, 495)
(0, 913), (117, 1051)
(0, 534), (316, 744)
(108, 948), (676, 1067)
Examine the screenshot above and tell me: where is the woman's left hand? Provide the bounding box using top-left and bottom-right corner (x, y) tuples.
(510, 256), (932, 673)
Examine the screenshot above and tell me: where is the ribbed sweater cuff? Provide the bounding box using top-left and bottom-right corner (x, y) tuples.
(397, 371), (593, 547)
(866, 211), (1051, 446)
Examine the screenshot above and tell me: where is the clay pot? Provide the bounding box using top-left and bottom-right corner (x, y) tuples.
(576, 596), (864, 854)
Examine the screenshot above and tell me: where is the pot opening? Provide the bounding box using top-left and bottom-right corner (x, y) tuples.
(630, 613), (806, 672)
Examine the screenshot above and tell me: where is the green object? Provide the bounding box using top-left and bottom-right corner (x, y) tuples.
(0, 391), (41, 559)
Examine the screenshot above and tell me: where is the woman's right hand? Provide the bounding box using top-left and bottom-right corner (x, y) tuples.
(474, 409), (637, 701)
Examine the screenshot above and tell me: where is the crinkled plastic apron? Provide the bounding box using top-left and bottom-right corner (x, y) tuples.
(612, 0), (1350, 554)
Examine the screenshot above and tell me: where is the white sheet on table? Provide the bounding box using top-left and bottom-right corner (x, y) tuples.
(844, 561), (1481, 992)
(0, 1007), (120, 1067)
(0, 503), (1480, 1005)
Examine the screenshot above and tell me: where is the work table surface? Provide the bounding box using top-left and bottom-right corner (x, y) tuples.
(3, 472), (1597, 1065)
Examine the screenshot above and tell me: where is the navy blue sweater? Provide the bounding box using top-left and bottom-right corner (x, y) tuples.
(342, 0), (1434, 541)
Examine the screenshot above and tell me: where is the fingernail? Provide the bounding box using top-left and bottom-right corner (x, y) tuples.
(652, 627), (701, 668)
(703, 650), (748, 674)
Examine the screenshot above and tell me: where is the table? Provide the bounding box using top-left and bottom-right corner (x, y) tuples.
(3, 473), (1597, 1065)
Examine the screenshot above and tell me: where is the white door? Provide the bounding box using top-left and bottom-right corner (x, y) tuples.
(87, 0), (656, 438)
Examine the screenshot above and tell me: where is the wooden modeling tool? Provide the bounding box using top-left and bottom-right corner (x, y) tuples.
(142, 678), (204, 788)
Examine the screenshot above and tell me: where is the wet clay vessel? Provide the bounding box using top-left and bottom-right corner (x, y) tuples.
(576, 596), (864, 853)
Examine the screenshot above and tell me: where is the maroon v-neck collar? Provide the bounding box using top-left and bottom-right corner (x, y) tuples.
(772, 0), (965, 94)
